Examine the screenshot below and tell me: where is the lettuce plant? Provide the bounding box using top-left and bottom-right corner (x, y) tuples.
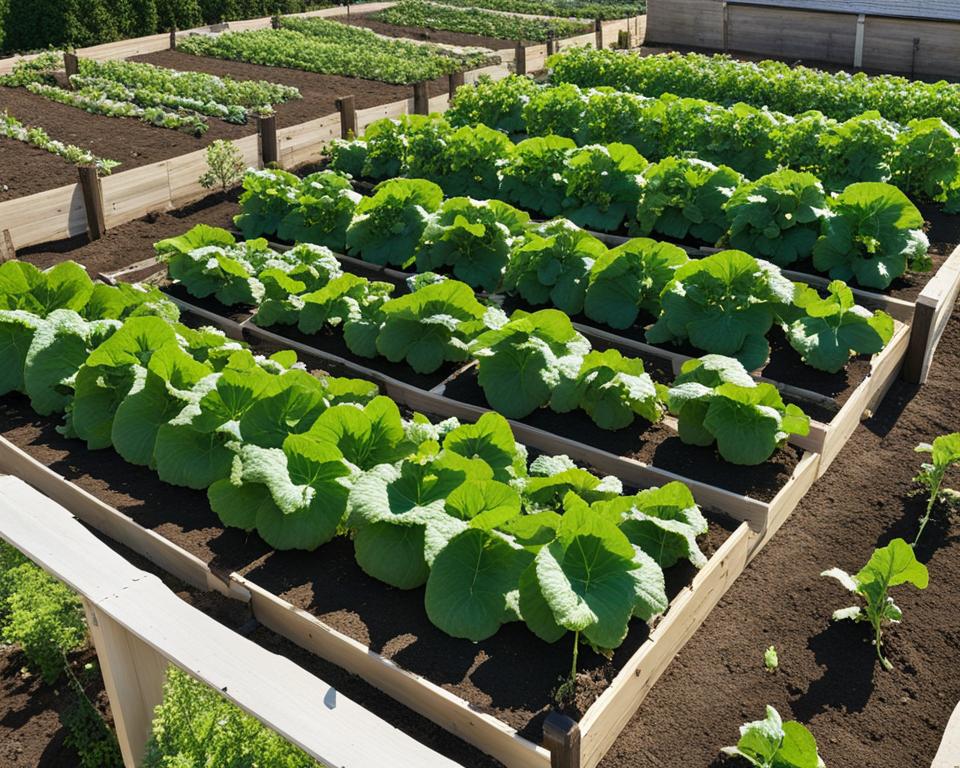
(913, 432), (960, 545)
(411, 123), (510, 199)
(502, 218), (606, 315)
(817, 112), (898, 190)
(583, 238), (688, 330)
(520, 83), (585, 141)
(667, 355), (810, 465)
(562, 143), (647, 231)
(376, 278), (505, 374)
(361, 115), (429, 179)
(822, 538), (928, 670)
(447, 73), (539, 135)
(647, 250), (795, 371)
(721, 706), (824, 768)
(551, 349), (665, 431)
(782, 281), (893, 373)
(813, 182), (930, 289)
(498, 135), (577, 218)
(415, 197), (530, 292)
(468, 309), (590, 419)
(255, 248), (343, 328)
(277, 171), (361, 250)
(345, 178), (444, 267)
(578, 89), (658, 156)
(633, 156), (741, 243)
(724, 169), (830, 267)
(891, 118), (960, 213)
(234, 168), (301, 240)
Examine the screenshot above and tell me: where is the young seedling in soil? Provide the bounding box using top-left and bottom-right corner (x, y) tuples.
(821, 538), (928, 670)
(199, 139), (246, 194)
(764, 645), (778, 673)
(721, 705), (824, 768)
(913, 432), (960, 546)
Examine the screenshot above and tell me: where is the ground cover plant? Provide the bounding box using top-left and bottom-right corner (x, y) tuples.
(548, 48), (960, 129)
(445, 76), (960, 210)
(178, 18), (494, 85)
(369, 0), (590, 42)
(422, 0), (642, 20)
(0, 110), (119, 174)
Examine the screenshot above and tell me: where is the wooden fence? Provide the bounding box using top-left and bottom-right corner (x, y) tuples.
(0, 475), (460, 768)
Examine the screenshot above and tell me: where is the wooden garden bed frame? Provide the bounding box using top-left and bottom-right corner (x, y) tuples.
(0, 475), (461, 768)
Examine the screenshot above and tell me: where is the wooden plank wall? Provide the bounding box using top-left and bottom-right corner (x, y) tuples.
(0, 184), (87, 249)
(645, 0), (723, 49)
(726, 6), (857, 63)
(862, 16), (960, 78)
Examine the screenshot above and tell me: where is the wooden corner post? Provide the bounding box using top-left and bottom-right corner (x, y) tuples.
(258, 113), (279, 167)
(595, 19), (603, 50)
(336, 96), (357, 139)
(544, 712), (581, 768)
(83, 600), (168, 768)
(413, 81), (430, 115)
(546, 33), (556, 57)
(64, 52), (79, 87)
(169, 26), (177, 49)
(448, 71), (464, 100)
(77, 166), (106, 241)
(515, 43), (527, 76)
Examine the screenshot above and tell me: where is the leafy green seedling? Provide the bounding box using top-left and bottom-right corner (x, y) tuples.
(721, 706), (824, 768)
(822, 538), (928, 670)
(913, 432), (960, 545)
(764, 645), (778, 673)
(199, 139), (246, 193)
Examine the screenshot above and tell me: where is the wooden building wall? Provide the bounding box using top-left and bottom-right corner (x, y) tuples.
(646, 0), (724, 49)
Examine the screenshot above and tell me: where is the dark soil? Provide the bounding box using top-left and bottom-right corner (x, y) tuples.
(164, 281), (257, 325)
(440, 365), (802, 502)
(0, 137), (86, 203)
(598, 306), (960, 768)
(333, 12), (521, 50)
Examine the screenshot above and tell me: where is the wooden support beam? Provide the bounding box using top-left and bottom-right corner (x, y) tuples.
(448, 71), (464, 100)
(413, 81), (430, 116)
(258, 113), (279, 167)
(0, 229), (14, 262)
(84, 600), (168, 768)
(336, 95), (357, 139)
(63, 52), (79, 87)
(617, 29), (630, 49)
(169, 27), (177, 49)
(902, 300), (935, 383)
(544, 712), (581, 768)
(595, 18), (603, 50)
(546, 34), (555, 56)
(77, 165), (106, 241)
(515, 43), (526, 76)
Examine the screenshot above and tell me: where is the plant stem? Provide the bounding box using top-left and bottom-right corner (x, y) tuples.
(914, 469), (943, 547)
(570, 630), (580, 683)
(875, 623), (892, 671)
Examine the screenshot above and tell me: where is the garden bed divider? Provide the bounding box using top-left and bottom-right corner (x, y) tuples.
(0, 477), (460, 768)
(903, 243), (960, 384)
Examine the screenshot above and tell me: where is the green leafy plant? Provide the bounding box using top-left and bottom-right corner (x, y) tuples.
(562, 143), (647, 231)
(782, 281), (893, 373)
(583, 238), (688, 329)
(764, 645), (778, 673)
(468, 309), (590, 419)
(724, 170), (830, 267)
(277, 170), (361, 251)
(234, 168), (302, 240)
(499, 135), (577, 218)
(817, 112), (898, 190)
(632, 156), (741, 243)
(721, 706), (825, 768)
(198, 138), (247, 192)
(647, 250), (795, 370)
(667, 355), (810, 465)
(913, 432), (960, 545)
(416, 197), (530, 292)
(813, 182), (930, 289)
(822, 538), (928, 670)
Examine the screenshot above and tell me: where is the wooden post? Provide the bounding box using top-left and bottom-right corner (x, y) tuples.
(595, 18), (603, 50)
(271, 13), (281, 29)
(413, 81), (430, 116)
(83, 600), (168, 768)
(77, 166), (106, 241)
(63, 52), (79, 88)
(546, 33), (556, 57)
(0, 229), (14, 262)
(911, 37), (921, 76)
(448, 71), (464, 100)
(902, 301), (934, 383)
(169, 26), (177, 49)
(336, 95), (357, 139)
(617, 29), (630, 49)
(515, 43), (526, 76)
(544, 712), (581, 768)
(258, 113), (279, 167)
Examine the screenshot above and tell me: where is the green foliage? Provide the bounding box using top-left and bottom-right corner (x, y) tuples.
(277, 170), (361, 252)
(721, 706), (824, 768)
(817, 112), (898, 190)
(647, 250), (795, 370)
(143, 667), (320, 768)
(813, 182), (930, 289)
(371, 0), (589, 42)
(913, 432), (960, 545)
(562, 143), (647, 231)
(891, 118), (960, 213)
(782, 281), (893, 373)
(724, 170), (829, 267)
(667, 355), (810, 465)
(199, 139), (247, 192)
(0, 544), (86, 683)
(822, 538), (928, 670)
(499, 135), (576, 217)
(1, 110), (119, 174)
(632, 156), (741, 243)
(60, 671), (123, 768)
(447, 74), (539, 136)
(420, 0), (641, 20)
(763, 645), (778, 673)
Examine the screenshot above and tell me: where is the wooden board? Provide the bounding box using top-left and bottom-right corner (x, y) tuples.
(0, 183), (86, 250)
(0, 476), (461, 768)
(904, 243), (960, 383)
(932, 699), (960, 768)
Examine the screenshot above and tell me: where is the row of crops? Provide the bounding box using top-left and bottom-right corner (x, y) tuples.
(1, 53), (300, 135)
(433, 0), (642, 21)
